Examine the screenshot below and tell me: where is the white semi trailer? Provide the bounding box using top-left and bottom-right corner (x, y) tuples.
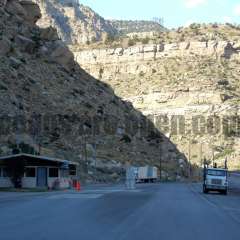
(136, 166), (158, 183)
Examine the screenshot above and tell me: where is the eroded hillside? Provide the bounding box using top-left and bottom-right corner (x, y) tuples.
(74, 25), (240, 170)
(0, 0), (186, 181)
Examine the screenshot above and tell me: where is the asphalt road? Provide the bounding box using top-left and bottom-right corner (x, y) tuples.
(1, 181), (240, 240)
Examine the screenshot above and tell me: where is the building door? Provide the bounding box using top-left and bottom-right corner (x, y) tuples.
(37, 167), (47, 187)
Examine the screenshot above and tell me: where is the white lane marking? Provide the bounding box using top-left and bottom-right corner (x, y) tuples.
(223, 207), (240, 212)
(47, 188), (142, 200)
(48, 194), (103, 199)
(82, 189), (123, 193)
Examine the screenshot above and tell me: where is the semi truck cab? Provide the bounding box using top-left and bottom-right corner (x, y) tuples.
(203, 167), (228, 195)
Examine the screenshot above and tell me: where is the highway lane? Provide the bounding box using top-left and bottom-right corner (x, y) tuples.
(0, 182), (240, 240)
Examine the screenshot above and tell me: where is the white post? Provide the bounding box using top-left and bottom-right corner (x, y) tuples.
(126, 166), (136, 190)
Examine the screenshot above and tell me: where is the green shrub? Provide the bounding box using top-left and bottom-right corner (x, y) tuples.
(142, 37), (150, 44)
(139, 71), (145, 77)
(128, 39), (136, 47)
(104, 34), (115, 44)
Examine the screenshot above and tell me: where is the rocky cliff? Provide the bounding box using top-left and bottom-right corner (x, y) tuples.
(0, 0), (186, 181)
(33, 0), (117, 44)
(110, 20), (165, 35)
(74, 38), (240, 170)
(30, 1), (167, 46)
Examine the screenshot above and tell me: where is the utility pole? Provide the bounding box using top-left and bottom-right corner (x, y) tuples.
(199, 142), (203, 180)
(199, 142), (203, 166)
(38, 140), (41, 155)
(159, 142), (162, 181)
(212, 146), (215, 167)
(93, 141), (97, 182)
(188, 140), (191, 179)
(225, 157), (228, 169)
(83, 123), (92, 175)
(83, 135), (88, 174)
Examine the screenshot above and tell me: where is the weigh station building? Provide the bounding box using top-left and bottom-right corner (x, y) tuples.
(0, 153), (78, 189)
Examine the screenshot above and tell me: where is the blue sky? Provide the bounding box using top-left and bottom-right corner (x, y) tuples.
(79, 0), (240, 28)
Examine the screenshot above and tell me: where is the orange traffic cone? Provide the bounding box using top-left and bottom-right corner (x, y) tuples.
(76, 181), (81, 191)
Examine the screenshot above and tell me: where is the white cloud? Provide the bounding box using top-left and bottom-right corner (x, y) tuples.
(184, 0), (207, 8)
(233, 4), (240, 16)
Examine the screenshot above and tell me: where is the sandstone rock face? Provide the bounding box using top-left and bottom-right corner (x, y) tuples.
(74, 41), (240, 170)
(75, 41), (240, 66)
(110, 20), (165, 35)
(48, 40), (75, 71)
(1, 1), (75, 70)
(29, 1), (166, 45)
(20, 0), (41, 25)
(40, 26), (59, 41)
(0, 0), (185, 181)
(32, 0), (117, 44)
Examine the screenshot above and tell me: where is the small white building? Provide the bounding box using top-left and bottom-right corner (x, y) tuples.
(0, 154), (78, 189)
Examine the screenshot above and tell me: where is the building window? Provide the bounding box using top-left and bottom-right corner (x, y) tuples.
(49, 168), (59, 178)
(0, 168), (2, 177)
(25, 168), (36, 178)
(69, 165), (77, 176)
(2, 168), (9, 177)
(69, 169), (76, 176)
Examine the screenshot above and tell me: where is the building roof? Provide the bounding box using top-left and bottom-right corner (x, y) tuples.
(0, 153), (79, 166)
